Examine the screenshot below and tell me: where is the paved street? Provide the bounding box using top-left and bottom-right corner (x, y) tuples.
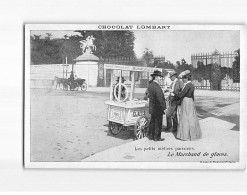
(30, 88), (240, 162)
(83, 117), (239, 163)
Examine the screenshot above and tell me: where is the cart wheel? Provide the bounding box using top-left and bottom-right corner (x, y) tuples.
(108, 122), (122, 135)
(81, 83), (87, 91)
(134, 116), (149, 140)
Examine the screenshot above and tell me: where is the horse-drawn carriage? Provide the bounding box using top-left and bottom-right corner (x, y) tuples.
(54, 76), (87, 91)
(104, 64), (163, 140)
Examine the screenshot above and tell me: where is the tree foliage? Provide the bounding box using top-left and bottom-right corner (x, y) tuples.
(31, 35), (63, 64)
(141, 48), (154, 67)
(31, 31), (136, 65)
(232, 48), (240, 82)
(155, 61), (175, 69)
(141, 49), (175, 69)
(175, 58), (193, 76)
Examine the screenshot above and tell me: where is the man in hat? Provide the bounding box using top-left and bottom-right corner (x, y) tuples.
(69, 71), (75, 80)
(147, 70), (167, 141)
(164, 70), (184, 132)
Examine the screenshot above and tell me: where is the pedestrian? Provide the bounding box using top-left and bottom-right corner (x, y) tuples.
(164, 71), (184, 133)
(147, 70), (166, 141)
(173, 70), (202, 141)
(69, 71), (75, 80)
(144, 78), (153, 100)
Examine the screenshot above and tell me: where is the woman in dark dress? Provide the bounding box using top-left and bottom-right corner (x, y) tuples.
(173, 70), (202, 141)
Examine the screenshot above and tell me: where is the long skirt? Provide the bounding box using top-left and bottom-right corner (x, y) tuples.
(176, 97), (202, 141)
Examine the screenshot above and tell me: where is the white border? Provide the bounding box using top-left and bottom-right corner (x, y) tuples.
(25, 24), (247, 169)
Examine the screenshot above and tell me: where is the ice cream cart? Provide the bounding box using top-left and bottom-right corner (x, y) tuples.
(104, 64), (162, 140)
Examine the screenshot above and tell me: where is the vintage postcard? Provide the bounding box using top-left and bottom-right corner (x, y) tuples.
(24, 24), (246, 169)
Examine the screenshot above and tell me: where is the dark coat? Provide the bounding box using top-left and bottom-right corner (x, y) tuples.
(70, 73), (75, 80)
(175, 82), (195, 101)
(170, 79), (184, 106)
(165, 79), (184, 117)
(147, 81), (166, 115)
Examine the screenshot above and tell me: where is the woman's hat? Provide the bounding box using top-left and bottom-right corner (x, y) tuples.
(151, 70), (163, 77)
(179, 70), (191, 78)
(169, 71), (177, 78)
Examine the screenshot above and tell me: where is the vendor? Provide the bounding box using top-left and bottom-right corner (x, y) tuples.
(69, 71), (75, 80)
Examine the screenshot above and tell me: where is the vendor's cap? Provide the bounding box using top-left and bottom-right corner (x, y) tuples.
(179, 70), (191, 78)
(151, 70), (163, 77)
(169, 71), (177, 78)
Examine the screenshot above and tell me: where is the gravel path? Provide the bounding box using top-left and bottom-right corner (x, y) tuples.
(30, 89), (240, 162)
(30, 89), (134, 162)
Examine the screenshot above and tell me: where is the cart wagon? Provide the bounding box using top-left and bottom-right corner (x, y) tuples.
(104, 64), (162, 140)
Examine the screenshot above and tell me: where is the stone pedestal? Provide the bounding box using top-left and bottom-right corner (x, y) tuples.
(74, 53), (99, 87)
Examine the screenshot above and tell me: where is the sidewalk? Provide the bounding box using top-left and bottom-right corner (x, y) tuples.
(82, 117), (239, 162)
(87, 87), (240, 98)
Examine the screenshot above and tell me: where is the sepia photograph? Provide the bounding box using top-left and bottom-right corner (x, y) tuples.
(25, 24), (245, 169)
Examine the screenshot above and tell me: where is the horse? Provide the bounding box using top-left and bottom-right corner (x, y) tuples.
(54, 76), (68, 90)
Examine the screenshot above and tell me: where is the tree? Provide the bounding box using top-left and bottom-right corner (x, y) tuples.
(175, 61), (180, 68)
(33, 35), (41, 40)
(30, 30), (136, 65)
(75, 30), (135, 58)
(175, 58), (193, 75)
(232, 48), (240, 83)
(142, 48), (154, 67)
(45, 33), (52, 40)
(60, 34), (83, 64)
(205, 64), (212, 85)
(166, 61), (175, 69)
(211, 58), (222, 90)
(31, 35), (64, 64)
(181, 58), (187, 66)
(156, 61), (175, 69)
(220, 67), (233, 80)
(193, 61), (205, 82)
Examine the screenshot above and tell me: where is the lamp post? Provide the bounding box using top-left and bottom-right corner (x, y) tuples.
(65, 56), (68, 79)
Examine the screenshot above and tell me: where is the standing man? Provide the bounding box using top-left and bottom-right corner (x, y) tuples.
(165, 71), (184, 132)
(148, 70), (167, 141)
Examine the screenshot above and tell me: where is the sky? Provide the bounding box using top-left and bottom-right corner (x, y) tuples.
(31, 30), (81, 39)
(31, 30), (240, 64)
(134, 30), (240, 64)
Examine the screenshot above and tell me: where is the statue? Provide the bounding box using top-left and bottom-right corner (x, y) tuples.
(80, 35), (96, 54)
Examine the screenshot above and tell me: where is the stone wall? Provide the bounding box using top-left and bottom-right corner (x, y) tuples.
(30, 64), (72, 88)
